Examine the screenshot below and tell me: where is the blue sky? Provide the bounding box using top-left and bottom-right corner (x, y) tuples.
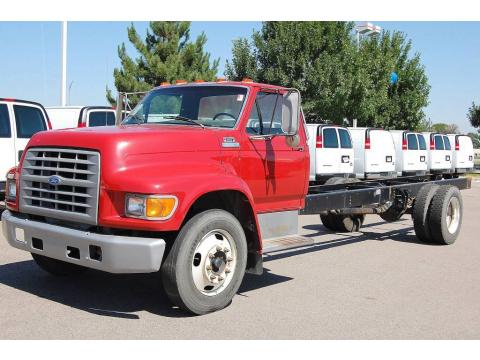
(0, 21), (478, 132)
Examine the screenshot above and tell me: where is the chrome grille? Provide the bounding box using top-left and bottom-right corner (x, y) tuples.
(19, 147), (100, 225)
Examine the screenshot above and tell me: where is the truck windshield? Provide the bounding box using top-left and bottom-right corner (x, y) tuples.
(123, 86), (248, 128)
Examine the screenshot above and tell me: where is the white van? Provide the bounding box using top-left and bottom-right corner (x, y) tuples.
(306, 124), (354, 182)
(349, 128), (396, 179)
(46, 106), (116, 129)
(446, 134), (474, 173)
(421, 132), (452, 174)
(0, 98), (51, 198)
(390, 130), (428, 176)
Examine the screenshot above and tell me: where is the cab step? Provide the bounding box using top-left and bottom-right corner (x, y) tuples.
(262, 235), (314, 254)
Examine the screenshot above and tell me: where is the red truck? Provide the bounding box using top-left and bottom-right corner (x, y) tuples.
(2, 80), (470, 315)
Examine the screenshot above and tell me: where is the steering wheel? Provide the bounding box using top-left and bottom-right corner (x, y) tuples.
(212, 112), (236, 121)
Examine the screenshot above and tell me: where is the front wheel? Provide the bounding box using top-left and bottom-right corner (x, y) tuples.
(161, 209), (247, 315)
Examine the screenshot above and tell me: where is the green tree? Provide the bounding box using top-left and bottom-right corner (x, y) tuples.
(431, 123), (459, 134)
(467, 102), (480, 128)
(107, 21), (219, 106)
(226, 22), (357, 123)
(467, 132), (480, 148)
(225, 22), (430, 130)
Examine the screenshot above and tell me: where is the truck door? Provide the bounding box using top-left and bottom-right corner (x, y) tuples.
(0, 103), (16, 190)
(337, 128), (354, 174)
(241, 91), (307, 212)
(12, 103), (49, 164)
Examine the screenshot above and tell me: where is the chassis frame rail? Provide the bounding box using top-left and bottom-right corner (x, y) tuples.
(301, 175), (471, 215)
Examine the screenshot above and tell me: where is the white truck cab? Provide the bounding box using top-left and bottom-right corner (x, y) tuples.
(0, 98), (51, 198)
(306, 124), (354, 182)
(447, 134), (474, 173)
(422, 132), (452, 174)
(349, 127), (396, 179)
(46, 106), (116, 129)
(390, 130), (428, 176)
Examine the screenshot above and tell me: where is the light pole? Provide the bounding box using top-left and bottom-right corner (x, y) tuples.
(60, 21), (68, 106)
(353, 22), (381, 128)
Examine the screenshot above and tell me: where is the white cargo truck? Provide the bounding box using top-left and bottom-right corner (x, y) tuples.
(46, 106), (116, 129)
(446, 134), (474, 174)
(0, 98), (50, 200)
(349, 128), (396, 179)
(390, 130), (428, 176)
(306, 124), (354, 182)
(422, 132), (452, 174)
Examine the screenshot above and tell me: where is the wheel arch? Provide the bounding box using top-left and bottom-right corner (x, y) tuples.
(182, 188), (263, 274)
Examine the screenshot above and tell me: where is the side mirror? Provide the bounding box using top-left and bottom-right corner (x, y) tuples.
(281, 89), (301, 136)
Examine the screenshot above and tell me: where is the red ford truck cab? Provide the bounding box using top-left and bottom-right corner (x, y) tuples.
(2, 81), (309, 314)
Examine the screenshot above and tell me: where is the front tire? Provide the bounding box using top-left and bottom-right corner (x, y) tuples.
(161, 209), (247, 315)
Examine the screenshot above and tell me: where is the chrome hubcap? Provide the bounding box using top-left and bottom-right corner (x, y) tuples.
(446, 197), (460, 234)
(192, 229), (236, 296)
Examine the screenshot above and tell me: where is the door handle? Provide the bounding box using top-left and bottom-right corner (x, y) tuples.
(295, 147), (304, 152)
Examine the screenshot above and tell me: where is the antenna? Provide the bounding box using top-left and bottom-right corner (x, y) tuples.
(61, 21), (68, 106)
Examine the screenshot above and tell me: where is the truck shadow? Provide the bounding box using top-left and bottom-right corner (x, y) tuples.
(0, 259), (290, 319)
(0, 219), (433, 320)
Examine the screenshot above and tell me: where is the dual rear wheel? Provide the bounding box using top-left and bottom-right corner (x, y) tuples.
(412, 184), (463, 245)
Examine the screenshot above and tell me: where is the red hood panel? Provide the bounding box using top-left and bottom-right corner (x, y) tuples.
(26, 125), (222, 156)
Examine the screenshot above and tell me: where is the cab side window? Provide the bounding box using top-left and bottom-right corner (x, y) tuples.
(246, 92), (283, 135)
(323, 128), (339, 148)
(0, 104), (12, 138)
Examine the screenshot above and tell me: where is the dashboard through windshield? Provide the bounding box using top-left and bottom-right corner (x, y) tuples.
(123, 85), (248, 128)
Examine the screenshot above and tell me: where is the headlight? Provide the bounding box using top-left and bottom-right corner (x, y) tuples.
(6, 171), (17, 201)
(125, 194), (178, 220)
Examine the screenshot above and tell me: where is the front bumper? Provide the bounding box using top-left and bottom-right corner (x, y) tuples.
(2, 210), (166, 274)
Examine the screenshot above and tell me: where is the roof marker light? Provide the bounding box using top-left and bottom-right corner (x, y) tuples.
(160, 82), (170, 86)
(174, 80), (187, 85)
(242, 78), (254, 83)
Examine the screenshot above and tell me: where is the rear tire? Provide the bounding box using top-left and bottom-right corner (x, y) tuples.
(428, 185), (463, 245)
(161, 209), (247, 315)
(412, 184), (439, 243)
(31, 253), (86, 276)
(320, 214), (336, 231)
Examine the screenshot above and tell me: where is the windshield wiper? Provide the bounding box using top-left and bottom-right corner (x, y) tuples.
(163, 115), (205, 128)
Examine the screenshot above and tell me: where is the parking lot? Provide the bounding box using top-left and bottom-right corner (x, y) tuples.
(0, 180), (479, 339)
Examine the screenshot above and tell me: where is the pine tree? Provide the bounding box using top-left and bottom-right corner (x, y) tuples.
(107, 21), (219, 107)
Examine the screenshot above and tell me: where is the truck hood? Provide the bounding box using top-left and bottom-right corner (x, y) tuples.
(26, 124), (223, 156)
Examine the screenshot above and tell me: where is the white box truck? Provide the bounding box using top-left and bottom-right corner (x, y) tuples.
(390, 130), (428, 176)
(0, 98), (51, 200)
(349, 128), (396, 179)
(422, 132), (452, 174)
(446, 134), (474, 173)
(306, 124), (354, 182)
(46, 106), (116, 129)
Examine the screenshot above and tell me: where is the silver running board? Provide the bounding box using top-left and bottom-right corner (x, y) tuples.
(262, 235), (314, 254)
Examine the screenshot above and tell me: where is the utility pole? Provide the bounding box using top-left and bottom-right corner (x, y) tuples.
(60, 21), (68, 107)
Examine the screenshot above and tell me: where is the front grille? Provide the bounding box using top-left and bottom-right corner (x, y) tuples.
(19, 147), (100, 225)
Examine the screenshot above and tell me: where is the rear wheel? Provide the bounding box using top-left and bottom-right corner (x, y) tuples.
(412, 184), (439, 243)
(161, 209), (247, 315)
(428, 185), (463, 245)
(31, 253), (86, 276)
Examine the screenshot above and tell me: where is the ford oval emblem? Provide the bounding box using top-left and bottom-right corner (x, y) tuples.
(48, 175), (62, 186)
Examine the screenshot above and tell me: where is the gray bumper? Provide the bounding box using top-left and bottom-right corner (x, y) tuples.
(1, 210), (166, 274)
